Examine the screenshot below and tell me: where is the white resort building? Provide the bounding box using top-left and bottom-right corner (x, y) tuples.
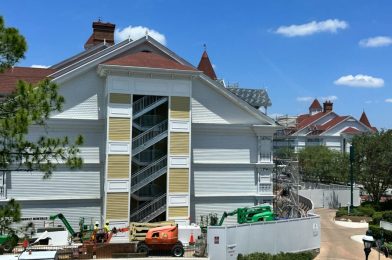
(0, 21), (280, 233)
(274, 99), (377, 154)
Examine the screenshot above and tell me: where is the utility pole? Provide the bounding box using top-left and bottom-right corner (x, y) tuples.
(350, 145), (355, 209)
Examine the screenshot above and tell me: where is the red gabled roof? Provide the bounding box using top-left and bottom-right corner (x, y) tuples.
(297, 114), (310, 124)
(0, 67), (55, 96)
(296, 111), (329, 131)
(103, 51), (196, 71)
(197, 50), (217, 80)
(359, 111), (371, 128)
(309, 99), (322, 110)
(317, 116), (348, 131)
(342, 127), (361, 134)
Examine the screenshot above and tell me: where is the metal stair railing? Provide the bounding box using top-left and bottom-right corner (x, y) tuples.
(132, 156), (167, 192)
(133, 96), (168, 118)
(132, 120), (168, 153)
(130, 193), (166, 222)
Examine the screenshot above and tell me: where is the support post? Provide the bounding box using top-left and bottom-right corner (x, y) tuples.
(350, 145), (355, 209)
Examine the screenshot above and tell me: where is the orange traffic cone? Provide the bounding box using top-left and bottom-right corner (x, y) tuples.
(189, 232), (195, 245)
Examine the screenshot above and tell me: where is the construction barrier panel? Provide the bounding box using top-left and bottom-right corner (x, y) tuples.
(207, 213), (320, 260)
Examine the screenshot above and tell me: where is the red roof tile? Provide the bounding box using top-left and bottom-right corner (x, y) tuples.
(342, 127), (361, 134)
(297, 114), (310, 124)
(296, 112), (328, 131)
(359, 111), (371, 128)
(197, 50), (217, 80)
(317, 116), (348, 131)
(0, 67), (55, 96)
(309, 99), (322, 110)
(103, 51), (196, 71)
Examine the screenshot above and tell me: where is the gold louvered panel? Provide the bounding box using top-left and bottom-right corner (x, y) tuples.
(170, 133), (189, 155)
(107, 155), (129, 179)
(169, 168), (189, 193)
(168, 206), (188, 218)
(109, 118), (130, 141)
(106, 193), (129, 220)
(170, 97), (190, 119)
(110, 94), (131, 104)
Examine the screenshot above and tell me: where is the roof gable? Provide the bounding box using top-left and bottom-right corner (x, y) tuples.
(309, 99), (322, 110)
(197, 50), (217, 80)
(359, 111), (371, 128)
(103, 51), (196, 71)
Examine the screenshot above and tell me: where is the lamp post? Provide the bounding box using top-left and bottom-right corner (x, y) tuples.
(363, 230), (374, 260)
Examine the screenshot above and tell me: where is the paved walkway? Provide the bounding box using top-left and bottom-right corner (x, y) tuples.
(315, 208), (388, 260)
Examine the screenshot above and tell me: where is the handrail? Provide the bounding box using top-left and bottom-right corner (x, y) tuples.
(133, 96), (166, 115)
(130, 193), (166, 221)
(132, 156), (167, 185)
(132, 120), (168, 149)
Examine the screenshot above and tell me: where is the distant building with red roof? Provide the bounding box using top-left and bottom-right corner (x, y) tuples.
(274, 99), (376, 154)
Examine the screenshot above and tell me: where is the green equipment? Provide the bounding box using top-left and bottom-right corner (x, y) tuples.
(218, 204), (275, 226)
(49, 213), (94, 242)
(0, 234), (18, 253)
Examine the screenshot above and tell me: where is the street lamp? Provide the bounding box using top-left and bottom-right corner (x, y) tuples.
(362, 230), (374, 260)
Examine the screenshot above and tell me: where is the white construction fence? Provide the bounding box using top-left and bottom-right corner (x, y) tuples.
(207, 213), (320, 260)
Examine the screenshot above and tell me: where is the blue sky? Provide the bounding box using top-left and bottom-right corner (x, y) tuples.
(1, 0), (391, 128)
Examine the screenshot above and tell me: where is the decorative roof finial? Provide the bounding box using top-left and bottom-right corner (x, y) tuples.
(98, 16), (102, 22)
(203, 43), (207, 51)
(145, 29), (149, 39)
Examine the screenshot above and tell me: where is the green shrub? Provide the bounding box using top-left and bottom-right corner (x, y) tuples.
(371, 212), (384, 225)
(382, 211), (392, 223)
(357, 206), (375, 216)
(369, 225), (392, 242)
(237, 251), (315, 260)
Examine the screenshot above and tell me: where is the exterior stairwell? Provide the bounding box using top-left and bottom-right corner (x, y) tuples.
(132, 120), (168, 156)
(133, 96), (168, 120)
(131, 156), (167, 193)
(129, 193), (166, 222)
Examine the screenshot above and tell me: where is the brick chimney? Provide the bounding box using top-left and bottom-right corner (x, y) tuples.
(84, 21), (115, 50)
(323, 101), (333, 113)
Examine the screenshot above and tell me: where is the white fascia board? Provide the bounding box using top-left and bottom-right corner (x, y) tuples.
(252, 125), (283, 136)
(97, 64), (201, 78)
(198, 74), (277, 126)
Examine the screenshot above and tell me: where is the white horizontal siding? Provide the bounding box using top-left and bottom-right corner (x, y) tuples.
(191, 79), (265, 125)
(193, 149), (250, 163)
(193, 167), (256, 196)
(192, 133), (257, 164)
(194, 200), (254, 226)
(8, 171), (100, 200)
(79, 147), (100, 164)
(52, 94), (99, 119)
(15, 200), (101, 231)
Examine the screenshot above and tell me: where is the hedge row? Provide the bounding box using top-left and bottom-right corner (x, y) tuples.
(369, 225), (392, 242)
(237, 251), (315, 260)
(335, 206), (375, 218)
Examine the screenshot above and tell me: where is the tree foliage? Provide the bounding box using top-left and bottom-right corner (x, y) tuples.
(0, 199), (20, 235)
(298, 145), (349, 183)
(0, 15), (83, 177)
(0, 17), (27, 72)
(352, 130), (392, 203)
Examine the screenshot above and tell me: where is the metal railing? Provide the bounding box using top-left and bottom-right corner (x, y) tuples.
(132, 150), (166, 166)
(130, 193), (166, 222)
(133, 115), (165, 130)
(0, 185), (6, 200)
(132, 120), (168, 150)
(133, 96), (167, 116)
(132, 156), (167, 192)
(259, 152), (273, 163)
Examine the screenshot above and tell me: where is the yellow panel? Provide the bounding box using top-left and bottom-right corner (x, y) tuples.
(170, 97), (190, 119)
(168, 207), (188, 218)
(109, 118), (130, 141)
(110, 93), (131, 104)
(169, 168), (189, 193)
(106, 193), (129, 220)
(170, 132), (189, 155)
(108, 155), (129, 179)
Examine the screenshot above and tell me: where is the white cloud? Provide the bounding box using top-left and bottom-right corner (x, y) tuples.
(275, 19), (348, 37)
(31, 64), (49, 68)
(115, 25), (166, 45)
(320, 95), (338, 102)
(212, 64), (217, 69)
(359, 36), (392, 48)
(386, 99), (392, 103)
(296, 96), (313, 102)
(334, 74), (384, 88)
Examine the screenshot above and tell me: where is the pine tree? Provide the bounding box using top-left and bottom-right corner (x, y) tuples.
(0, 16), (83, 178)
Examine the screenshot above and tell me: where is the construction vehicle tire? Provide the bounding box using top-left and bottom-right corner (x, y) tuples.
(137, 242), (149, 255)
(172, 242), (184, 257)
